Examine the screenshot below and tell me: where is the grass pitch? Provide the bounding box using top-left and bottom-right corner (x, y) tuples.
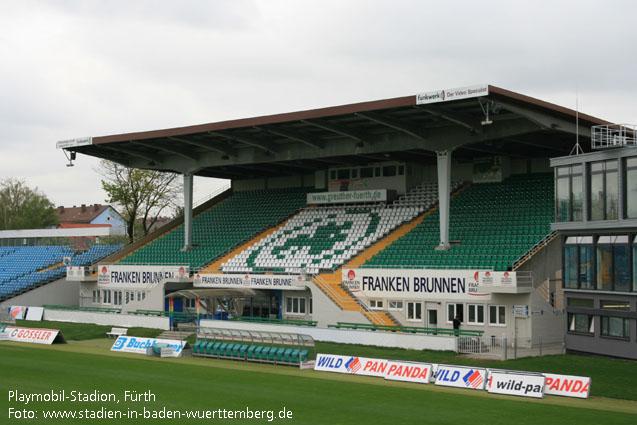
(1, 341), (635, 425)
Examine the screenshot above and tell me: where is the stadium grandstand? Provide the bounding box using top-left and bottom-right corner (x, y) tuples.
(0, 227), (124, 304)
(47, 84), (635, 359)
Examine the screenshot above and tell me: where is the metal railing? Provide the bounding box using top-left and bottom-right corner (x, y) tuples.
(193, 183), (231, 209)
(458, 335), (565, 360)
(513, 231), (558, 271)
(592, 124), (636, 149)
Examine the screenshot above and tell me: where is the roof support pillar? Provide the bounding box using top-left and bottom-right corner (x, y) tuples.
(436, 150), (452, 251)
(181, 172), (194, 251)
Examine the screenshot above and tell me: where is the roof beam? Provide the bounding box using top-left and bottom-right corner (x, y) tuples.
(266, 128), (323, 150)
(132, 141), (198, 161)
(102, 145), (163, 164)
(354, 112), (426, 141)
(300, 119), (365, 142)
(499, 101), (591, 137)
(209, 131), (279, 154)
(168, 136), (235, 157)
(418, 106), (482, 134)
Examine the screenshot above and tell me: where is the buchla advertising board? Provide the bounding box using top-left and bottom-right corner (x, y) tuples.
(194, 273), (306, 290)
(110, 336), (185, 357)
(98, 265), (190, 286)
(342, 269), (517, 301)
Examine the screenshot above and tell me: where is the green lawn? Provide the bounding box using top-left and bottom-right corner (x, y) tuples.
(11, 320), (637, 401)
(0, 344), (635, 425)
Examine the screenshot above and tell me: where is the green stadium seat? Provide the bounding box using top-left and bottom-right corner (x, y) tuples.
(247, 345), (258, 359)
(260, 346), (272, 360)
(209, 342), (220, 355)
(283, 348), (294, 362)
(299, 349), (309, 362)
(274, 347), (286, 362)
(216, 342), (228, 356)
(193, 340), (204, 354)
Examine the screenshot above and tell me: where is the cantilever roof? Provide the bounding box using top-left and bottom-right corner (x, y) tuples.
(61, 84), (609, 179)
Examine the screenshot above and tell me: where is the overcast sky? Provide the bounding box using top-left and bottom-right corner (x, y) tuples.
(1, 0), (636, 209)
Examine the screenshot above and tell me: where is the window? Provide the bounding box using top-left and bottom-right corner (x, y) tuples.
(596, 236), (631, 292)
(488, 305), (506, 325)
(564, 246), (578, 288)
(185, 298), (197, 309)
(398, 165), (405, 176)
(600, 300), (630, 311)
(125, 291), (135, 304)
(113, 291), (122, 306)
(579, 245), (595, 289)
(601, 316), (630, 339)
(590, 160), (619, 221)
(337, 169), (349, 180)
(556, 167), (570, 221)
(137, 292), (145, 302)
(286, 297), (307, 315)
(626, 157), (637, 218)
(375, 167), (381, 177)
(309, 297), (313, 315)
(361, 167), (373, 178)
(634, 242), (637, 292)
(330, 170), (336, 180)
(606, 161), (618, 220)
(369, 300), (384, 310)
(568, 313), (594, 335)
(407, 301), (422, 321)
(556, 165), (583, 222)
(447, 303), (464, 323)
(568, 298), (594, 308)
(596, 244), (612, 291)
(102, 290), (111, 305)
(92, 290), (99, 304)
(383, 165), (396, 177)
(467, 304), (485, 325)
(351, 169), (358, 178)
(388, 300), (403, 311)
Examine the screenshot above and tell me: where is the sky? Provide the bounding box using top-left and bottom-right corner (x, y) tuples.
(1, 0), (636, 209)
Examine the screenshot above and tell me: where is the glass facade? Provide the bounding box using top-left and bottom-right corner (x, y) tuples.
(556, 165), (583, 222)
(564, 235), (635, 292)
(601, 316), (630, 339)
(590, 160), (619, 221)
(627, 158), (637, 218)
(579, 245), (595, 289)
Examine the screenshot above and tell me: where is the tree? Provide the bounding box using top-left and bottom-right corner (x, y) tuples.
(0, 178), (58, 230)
(98, 160), (182, 243)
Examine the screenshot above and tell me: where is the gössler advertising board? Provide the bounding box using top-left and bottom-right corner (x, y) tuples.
(3, 327), (65, 344)
(543, 373), (591, 398)
(435, 365), (487, 390)
(314, 354), (389, 377)
(110, 336), (186, 358)
(487, 372), (545, 398)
